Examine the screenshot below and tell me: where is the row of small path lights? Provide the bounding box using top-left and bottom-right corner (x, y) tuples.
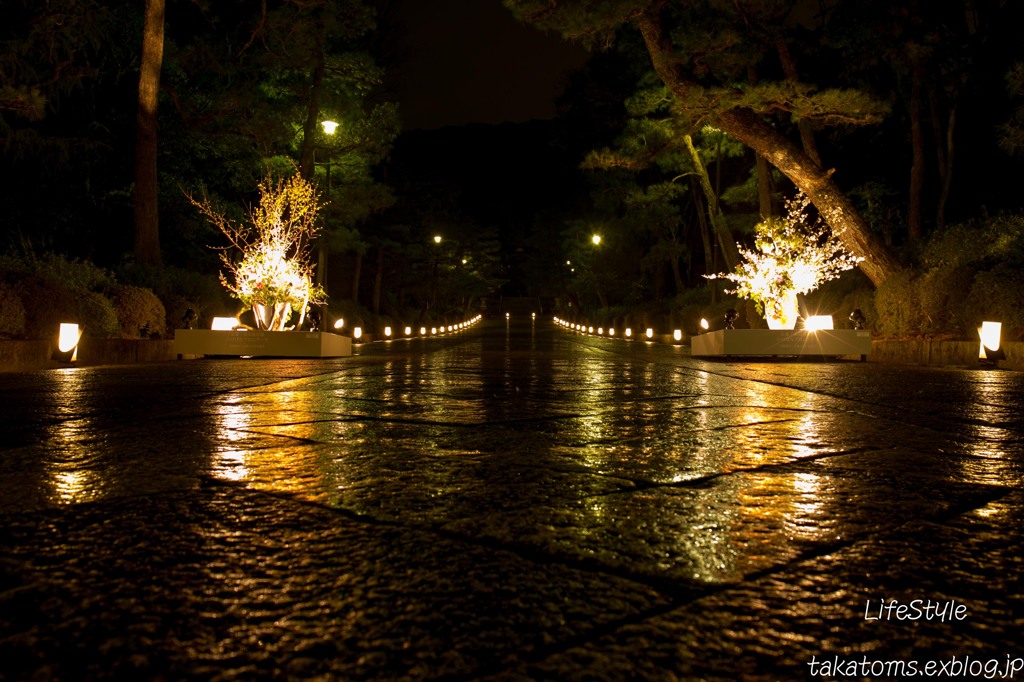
(552, 316), (686, 345)
(343, 314), (484, 344)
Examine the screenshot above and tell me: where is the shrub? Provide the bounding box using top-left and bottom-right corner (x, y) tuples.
(966, 265), (1024, 340)
(0, 281), (26, 338)
(803, 269), (874, 320)
(107, 285), (167, 338)
(77, 291), (120, 339)
(117, 263), (231, 331)
(16, 275), (79, 339)
(922, 215), (1024, 269)
(873, 269), (922, 336)
(916, 266), (975, 337)
(0, 252), (115, 293)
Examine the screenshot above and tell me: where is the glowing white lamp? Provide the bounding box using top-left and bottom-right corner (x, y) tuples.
(646, 328), (654, 339)
(334, 318), (345, 331)
(55, 323), (82, 362)
(805, 315), (834, 332)
(625, 328), (632, 338)
(384, 326), (392, 338)
(700, 318), (710, 331)
(588, 326), (594, 334)
(405, 326), (412, 336)
(420, 327), (427, 336)
(673, 329), (682, 342)
(608, 328), (615, 336)
(598, 328), (604, 335)
(979, 321), (1005, 361)
(321, 120), (339, 135)
(211, 317), (239, 331)
(353, 327), (363, 340)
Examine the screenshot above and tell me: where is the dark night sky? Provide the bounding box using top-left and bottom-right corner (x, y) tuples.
(393, 0), (590, 130)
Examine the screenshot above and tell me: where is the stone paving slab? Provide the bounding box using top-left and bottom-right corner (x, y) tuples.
(504, 491), (1024, 681)
(0, 482), (668, 681)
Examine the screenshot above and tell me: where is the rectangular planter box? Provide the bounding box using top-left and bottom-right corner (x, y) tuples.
(174, 329), (352, 358)
(691, 328), (872, 358)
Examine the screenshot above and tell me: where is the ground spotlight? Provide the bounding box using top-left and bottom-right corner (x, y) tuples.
(53, 323), (82, 362)
(724, 309), (738, 329)
(979, 321), (1005, 365)
(306, 308), (322, 332)
(849, 309), (867, 330)
(181, 308), (198, 329)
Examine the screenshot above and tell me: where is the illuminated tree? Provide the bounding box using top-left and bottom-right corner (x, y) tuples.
(190, 174), (327, 330)
(708, 193), (863, 329)
(133, 0), (164, 266)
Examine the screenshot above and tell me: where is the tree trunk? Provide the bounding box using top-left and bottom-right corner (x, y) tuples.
(298, 10), (327, 181)
(133, 0), (164, 266)
(351, 250), (363, 304)
(930, 89), (957, 232)
(908, 59), (925, 241)
(298, 59), (326, 181)
(756, 154), (774, 218)
(638, 12), (902, 287)
(683, 135), (740, 271)
(690, 178), (715, 279)
(372, 246), (384, 315)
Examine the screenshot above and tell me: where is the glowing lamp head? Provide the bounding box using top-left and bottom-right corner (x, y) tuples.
(645, 328), (654, 339)
(979, 321), (1005, 362)
(592, 234), (602, 246)
(700, 318), (710, 331)
(405, 326), (412, 336)
(334, 318), (345, 331)
(353, 327), (363, 340)
(433, 235), (442, 244)
(321, 120), (338, 135)
(805, 315), (834, 332)
(55, 323), (82, 361)
(384, 326), (392, 338)
(673, 329), (682, 342)
(625, 328), (632, 338)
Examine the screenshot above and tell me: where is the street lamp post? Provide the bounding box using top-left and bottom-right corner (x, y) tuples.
(431, 235), (442, 313)
(316, 120), (338, 291)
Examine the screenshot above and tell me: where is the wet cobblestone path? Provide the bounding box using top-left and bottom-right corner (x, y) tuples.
(2, 320), (1023, 680)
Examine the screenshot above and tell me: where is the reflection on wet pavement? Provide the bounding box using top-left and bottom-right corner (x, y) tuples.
(1, 319), (1022, 679)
